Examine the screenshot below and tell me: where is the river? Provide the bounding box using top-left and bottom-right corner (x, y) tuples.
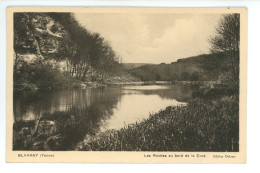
(13, 83), (200, 150)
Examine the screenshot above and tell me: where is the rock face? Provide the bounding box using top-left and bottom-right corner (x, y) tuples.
(15, 13), (65, 62)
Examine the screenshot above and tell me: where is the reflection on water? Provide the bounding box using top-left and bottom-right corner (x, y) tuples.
(101, 94), (184, 131)
(13, 84), (199, 150)
(123, 85), (169, 90)
(14, 87), (122, 121)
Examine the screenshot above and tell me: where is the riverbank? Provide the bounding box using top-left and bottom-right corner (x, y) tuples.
(13, 71), (141, 92)
(77, 93), (239, 151)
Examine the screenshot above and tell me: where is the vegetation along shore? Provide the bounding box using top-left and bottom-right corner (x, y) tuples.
(77, 13), (240, 152)
(13, 12), (240, 152)
(77, 90), (238, 151)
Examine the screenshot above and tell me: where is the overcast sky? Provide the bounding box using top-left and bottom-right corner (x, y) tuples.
(74, 13), (221, 64)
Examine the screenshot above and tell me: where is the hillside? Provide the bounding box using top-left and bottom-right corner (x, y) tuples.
(122, 63), (153, 70)
(129, 53), (231, 81)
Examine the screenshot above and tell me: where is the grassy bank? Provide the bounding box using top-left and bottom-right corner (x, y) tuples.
(78, 94), (239, 151)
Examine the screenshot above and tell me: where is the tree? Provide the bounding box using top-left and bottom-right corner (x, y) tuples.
(190, 71), (200, 81)
(14, 12), (123, 90)
(210, 14), (240, 92)
(181, 72), (190, 81)
(210, 14), (240, 54)
(48, 13), (121, 80)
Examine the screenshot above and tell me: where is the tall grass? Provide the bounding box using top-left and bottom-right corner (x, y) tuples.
(78, 95), (239, 151)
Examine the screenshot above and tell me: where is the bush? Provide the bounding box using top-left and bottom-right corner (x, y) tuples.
(14, 60), (81, 91)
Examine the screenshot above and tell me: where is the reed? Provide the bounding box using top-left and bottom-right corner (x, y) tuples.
(79, 95), (239, 151)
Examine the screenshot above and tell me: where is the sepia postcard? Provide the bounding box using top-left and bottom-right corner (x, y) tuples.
(6, 7), (247, 163)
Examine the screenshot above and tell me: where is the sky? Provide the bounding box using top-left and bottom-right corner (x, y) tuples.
(74, 13), (222, 64)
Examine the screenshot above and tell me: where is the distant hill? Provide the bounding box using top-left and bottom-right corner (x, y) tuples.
(129, 53), (231, 81)
(123, 63), (154, 70)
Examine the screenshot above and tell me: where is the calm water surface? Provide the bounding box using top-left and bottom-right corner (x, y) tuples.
(13, 84), (199, 150)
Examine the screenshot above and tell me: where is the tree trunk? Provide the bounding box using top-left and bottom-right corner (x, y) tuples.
(14, 51), (19, 80)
